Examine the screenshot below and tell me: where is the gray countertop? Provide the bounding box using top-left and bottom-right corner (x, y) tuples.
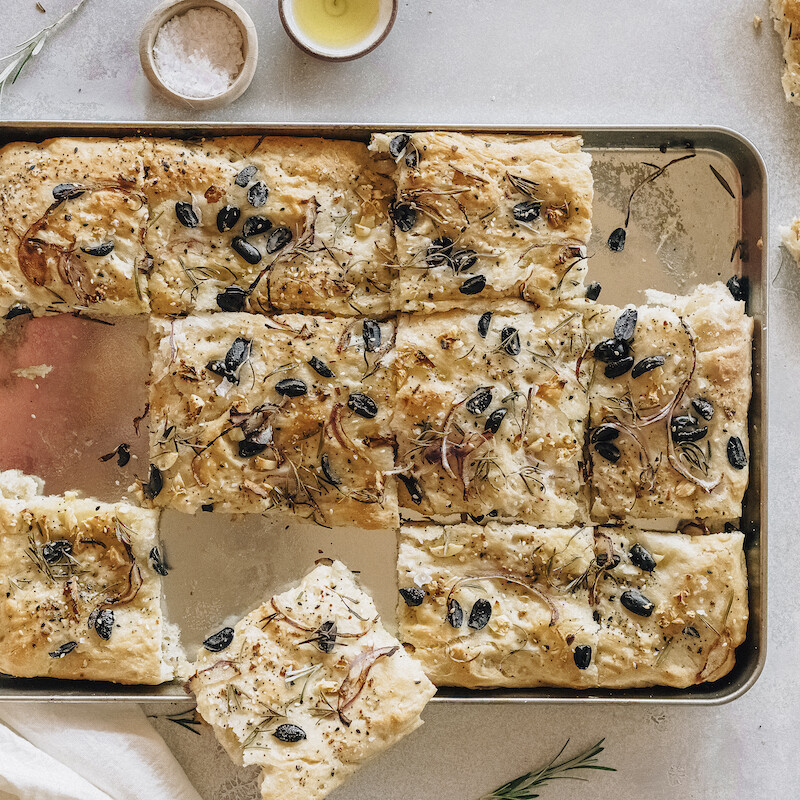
(1, 1), (797, 798)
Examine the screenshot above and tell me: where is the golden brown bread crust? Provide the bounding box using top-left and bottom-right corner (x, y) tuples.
(772, 0), (800, 104)
(146, 313), (398, 529)
(398, 522), (748, 689)
(370, 131), (593, 312)
(0, 475), (169, 684)
(0, 137), (149, 316)
(586, 282), (752, 522)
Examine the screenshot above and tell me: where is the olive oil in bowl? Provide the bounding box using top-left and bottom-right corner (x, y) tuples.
(282, 0), (396, 60)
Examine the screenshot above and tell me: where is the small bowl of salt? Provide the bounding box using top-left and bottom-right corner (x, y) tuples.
(140, 0), (258, 109)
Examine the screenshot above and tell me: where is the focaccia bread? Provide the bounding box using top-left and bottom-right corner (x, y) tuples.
(585, 282), (752, 522)
(0, 470), (184, 684)
(780, 217), (800, 264)
(188, 560), (436, 800)
(144, 137), (395, 317)
(772, 0), (800, 104)
(146, 313), (398, 529)
(393, 305), (589, 524)
(397, 523), (599, 688)
(0, 137), (149, 317)
(370, 131), (593, 312)
(397, 522), (748, 689)
(593, 525), (748, 688)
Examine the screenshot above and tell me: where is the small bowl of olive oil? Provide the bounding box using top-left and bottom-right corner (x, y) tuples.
(279, 0), (397, 61)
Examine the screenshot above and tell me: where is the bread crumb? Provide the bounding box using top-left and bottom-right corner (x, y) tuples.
(753, 14), (762, 30)
(13, 364), (53, 380)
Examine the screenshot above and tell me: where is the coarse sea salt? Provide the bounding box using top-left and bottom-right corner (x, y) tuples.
(153, 7), (244, 99)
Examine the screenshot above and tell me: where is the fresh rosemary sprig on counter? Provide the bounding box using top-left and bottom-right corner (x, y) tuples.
(478, 738), (615, 800)
(0, 0), (90, 104)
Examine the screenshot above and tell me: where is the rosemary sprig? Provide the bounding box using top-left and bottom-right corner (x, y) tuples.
(478, 738), (615, 800)
(0, 0), (90, 104)
(165, 713), (202, 736)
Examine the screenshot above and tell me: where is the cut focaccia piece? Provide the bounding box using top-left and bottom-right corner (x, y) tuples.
(397, 523), (600, 688)
(0, 137), (149, 317)
(369, 131), (592, 311)
(772, 0), (800, 105)
(593, 526), (748, 687)
(0, 470), (184, 684)
(147, 313), (397, 528)
(780, 217), (800, 264)
(188, 560), (436, 800)
(393, 304), (589, 524)
(144, 137), (395, 317)
(586, 282), (752, 521)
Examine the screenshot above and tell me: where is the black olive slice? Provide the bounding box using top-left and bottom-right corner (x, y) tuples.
(594, 441), (621, 463)
(631, 355), (665, 379)
(391, 202), (416, 232)
(242, 215), (273, 238)
(42, 540), (72, 564)
(691, 397), (714, 420)
(266, 226), (293, 253)
(275, 378), (307, 397)
(512, 200), (541, 222)
(468, 598), (492, 630)
(389, 133), (410, 158)
(484, 408), (507, 434)
(348, 393), (378, 419)
(447, 598), (464, 628)
(149, 546), (169, 576)
(614, 308), (638, 341)
(92, 608), (114, 640)
(726, 275), (748, 302)
(398, 473), (423, 504)
(501, 327), (521, 356)
(239, 440), (268, 458)
(451, 249), (478, 273)
(604, 356), (634, 378)
(203, 627), (234, 652)
(81, 240), (115, 257)
(247, 181), (269, 207)
(727, 436), (747, 469)
(216, 285), (247, 312)
(459, 274), (486, 295)
(216, 205), (241, 233)
(399, 587), (425, 607)
(320, 453), (340, 485)
(573, 644), (592, 670)
(235, 165), (257, 187)
(629, 543), (657, 572)
(620, 589), (655, 617)
(175, 201), (199, 228)
(142, 465), (163, 500)
(362, 319), (382, 352)
(590, 425), (619, 444)
(477, 311), (492, 338)
(273, 724), (306, 742)
(607, 227), (627, 251)
(465, 387), (492, 415)
(593, 338), (629, 363)
(232, 236), (262, 264)
(585, 282), (602, 301)
(49, 641), (78, 658)
(53, 183), (84, 202)
(308, 356), (334, 378)
(425, 237), (454, 266)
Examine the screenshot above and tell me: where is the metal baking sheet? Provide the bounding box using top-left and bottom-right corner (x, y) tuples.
(0, 124), (767, 704)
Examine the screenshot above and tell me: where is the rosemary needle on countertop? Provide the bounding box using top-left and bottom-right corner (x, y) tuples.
(0, 0), (90, 104)
(477, 738), (615, 800)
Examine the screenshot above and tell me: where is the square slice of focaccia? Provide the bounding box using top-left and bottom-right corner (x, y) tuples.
(393, 304), (589, 525)
(143, 137), (395, 317)
(188, 560), (436, 800)
(593, 526), (748, 688)
(0, 470), (183, 684)
(397, 523), (599, 688)
(585, 282), (752, 522)
(771, 0), (800, 105)
(147, 313), (398, 529)
(369, 131), (593, 312)
(0, 137), (149, 317)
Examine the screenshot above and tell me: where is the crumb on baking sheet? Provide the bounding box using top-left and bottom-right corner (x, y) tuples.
(12, 364), (53, 380)
(753, 14), (762, 30)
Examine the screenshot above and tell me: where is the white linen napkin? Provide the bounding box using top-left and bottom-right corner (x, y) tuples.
(0, 703), (202, 800)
